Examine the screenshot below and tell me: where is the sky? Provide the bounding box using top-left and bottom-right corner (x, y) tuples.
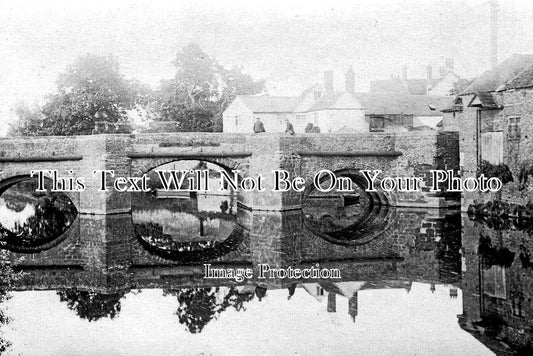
(1, 0), (533, 135)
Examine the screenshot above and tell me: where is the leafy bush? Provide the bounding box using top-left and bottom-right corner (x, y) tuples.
(478, 160), (513, 184)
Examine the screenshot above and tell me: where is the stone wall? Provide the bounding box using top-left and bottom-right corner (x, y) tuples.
(454, 89), (533, 210)
(460, 215), (533, 353)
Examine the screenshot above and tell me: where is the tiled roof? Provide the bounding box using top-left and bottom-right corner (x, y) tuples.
(370, 78), (443, 95)
(238, 95), (298, 113)
(463, 54), (533, 94)
(307, 92), (342, 111)
(370, 78), (410, 94)
(353, 93), (450, 116)
(234, 92), (449, 117)
(307, 92), (364, 112)
(405, 79), (430, 96)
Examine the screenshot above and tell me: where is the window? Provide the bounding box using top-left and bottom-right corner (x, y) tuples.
(372, 116), (385, 130)
(313, 112), (318, 124)
(314, 91), (322, 100)
(508, 116), (521, 140)
(483, 265), (506, 299)
(316, 287), (324, 296)
(453, 97), (463, 112)
(234, 116), (239, 126)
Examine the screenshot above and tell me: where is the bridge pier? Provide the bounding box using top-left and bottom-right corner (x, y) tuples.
(75, 135), (133, 214)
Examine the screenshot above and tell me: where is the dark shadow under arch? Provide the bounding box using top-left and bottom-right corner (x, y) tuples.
(301, 168), (395, 246)
(0, 216), (80, 253)
(0, 175), (79, 253)
(133, 222), (249, 263)
(134, 156), (247, 180)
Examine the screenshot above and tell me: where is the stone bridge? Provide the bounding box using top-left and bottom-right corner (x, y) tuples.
(0, 131), (459, 213)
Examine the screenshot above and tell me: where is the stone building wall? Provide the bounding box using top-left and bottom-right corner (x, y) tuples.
(453, 89), (533, 210)
(460, 216), (533, 353)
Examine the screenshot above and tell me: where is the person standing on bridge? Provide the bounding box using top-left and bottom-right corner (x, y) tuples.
(285, 118), (295, 136)
(253, 117), (265, 133)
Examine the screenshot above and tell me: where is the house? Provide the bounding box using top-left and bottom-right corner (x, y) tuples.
(441, 54), (533, 208)
(222, 95), (298, 133)
(223, 67), (448, 133)
(370, 59), (466, 96)
(223, 67), (368, 133)
(353, 92), (450, 132)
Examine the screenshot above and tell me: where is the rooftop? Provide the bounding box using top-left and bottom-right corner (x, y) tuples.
(234, 91), (449, 117)
(353, 92), (450, 117)
(463, 54), (533, 94)
(237, 95), (298, 113)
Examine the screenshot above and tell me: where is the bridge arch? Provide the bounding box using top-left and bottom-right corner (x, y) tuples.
(130, 156), (249, 178)
(1, 216), (80, 253)
(133, 222), (249, 263)
(301, 168), (397, 246)
(301, 168), (394, 207)
(0, 174), (80, 211)
(0, 175), (79, 253)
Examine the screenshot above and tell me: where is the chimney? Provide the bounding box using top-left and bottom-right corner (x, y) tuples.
(445, 58), (454, 72)
(439, 66), (446, 78)
(324, 70), (334, 94)
(402, 64), (407, 81)
(327, 292), (336, 313)
(426, 65), (433, 82)
(490, 0), (498, 68)
(345, 65), (355, 94)
(348, 292), (358, 322)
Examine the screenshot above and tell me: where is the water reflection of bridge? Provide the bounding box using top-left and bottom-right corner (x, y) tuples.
(5, 207), (462, 293)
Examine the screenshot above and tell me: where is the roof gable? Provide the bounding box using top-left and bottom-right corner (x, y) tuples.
(468, 92), (500, 109)
(293, 83), (323, 112)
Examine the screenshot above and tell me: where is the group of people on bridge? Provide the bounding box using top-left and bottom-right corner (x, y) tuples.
(254, 117), (295, 135)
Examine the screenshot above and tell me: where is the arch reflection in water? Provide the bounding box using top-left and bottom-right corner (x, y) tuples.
(302, 169), (392, 245)
(0, 178), (78, 253)
(132, 160), (248, 262)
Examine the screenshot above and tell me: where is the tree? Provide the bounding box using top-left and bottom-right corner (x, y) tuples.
(155, 43), (265, 131)
(0, 250), (22, 354)
(10, 54), (150, 136)
(57, 289), (125, 322)
(164, 287), (254, 333)
(7, 102), (44, 137)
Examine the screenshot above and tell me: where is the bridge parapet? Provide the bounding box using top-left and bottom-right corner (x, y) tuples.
(1, 131), (458, 213)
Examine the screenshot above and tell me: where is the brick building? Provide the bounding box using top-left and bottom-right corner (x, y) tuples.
(442, 54), (533, 209)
